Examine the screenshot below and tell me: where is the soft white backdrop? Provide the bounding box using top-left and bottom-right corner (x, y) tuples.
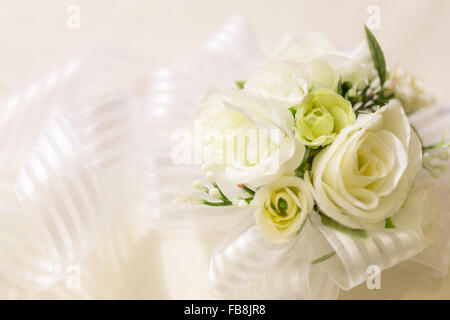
(0, 0), (449, 299)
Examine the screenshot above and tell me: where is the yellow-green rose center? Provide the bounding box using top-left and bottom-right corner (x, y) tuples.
(303, 105), (334, 138)
(294, 88), (356, 147)
(254, 176), (314, 243)
(266, 187), (300, 230)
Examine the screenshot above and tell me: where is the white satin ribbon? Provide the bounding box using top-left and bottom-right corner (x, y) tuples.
(208, 213), (424, 298)
(232, 258), (339, 299)
(0, 50), (147, 289)
(0, 13), (263, 291)
(307, 213), (424, 290)
(208, 225), (295, 297)
(208, 214), (339, 299)
(144, 14), (263, 230)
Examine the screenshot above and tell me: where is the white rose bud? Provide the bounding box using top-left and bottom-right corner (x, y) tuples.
(232, 197), (241, 207)
(192, 180), (204, 190)
(347, 88), (357, 97)
(253, 176), (314, 243)
(238, 199), (248, 208)
(208, 187), (221, 199)
(205, 171), (215, 183)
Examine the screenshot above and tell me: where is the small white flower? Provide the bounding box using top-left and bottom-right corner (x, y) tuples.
(232, 197), (241, 207)
(430, 167), (443, 178)
(388, 66), (436, 113)
(205, 171), (215, 183)
(238, 199), (248, 208)
(174, 193), (202, 205)
(208, 187), (221, 199)
(347, 88), (357, 97)
(192, 180), (205, 190)
(422, 152), (432, 165)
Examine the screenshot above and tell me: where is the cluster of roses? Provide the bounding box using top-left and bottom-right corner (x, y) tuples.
(188, 27), (440, 243)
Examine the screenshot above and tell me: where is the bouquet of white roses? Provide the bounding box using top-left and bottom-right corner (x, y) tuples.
(183, 26), (448, 298)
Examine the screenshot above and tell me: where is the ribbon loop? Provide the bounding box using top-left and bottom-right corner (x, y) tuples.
(208, 225), (295, 298)
(232, 258), (339, 299)
(308, 213), (424, 290)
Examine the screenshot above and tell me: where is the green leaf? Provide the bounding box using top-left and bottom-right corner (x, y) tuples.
(337, 77), (343, 95)
(235, 80), (246, 90)
(337, 77), (353, 98)
(385, 217), (396, 229)
(365, 25), (387, 85)
(319, 211), (369, 238)
(342, 81), (352, 97)
(294, 146), (320, 178)
(289, 106), (297, 117)
(422, 129), (449, 151)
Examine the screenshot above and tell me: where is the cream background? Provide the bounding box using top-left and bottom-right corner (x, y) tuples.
(0, 0), (449, 299)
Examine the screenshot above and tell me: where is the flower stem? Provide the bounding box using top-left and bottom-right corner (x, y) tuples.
(239, 184), (255, 196)
(311, 251), (336, 265)
(212, 182), (230, 202)
(201, 199), (232, 207)
(422, 142), (449, 152)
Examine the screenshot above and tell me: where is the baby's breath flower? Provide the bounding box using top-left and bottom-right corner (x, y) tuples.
(205, 171), (215, 183)
(208, 188), (221, 199)
(238, 199), (248, 208)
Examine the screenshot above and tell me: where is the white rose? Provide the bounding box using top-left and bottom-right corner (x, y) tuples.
(337, 42), (375, 89)
(253, 175), (314, 243)
(193, 89), (304, 187)
(272, 33), (374, 90)
(272, 32), (339, 62)
(387, 66), (436, 113)
(391, 183), (436, 246)
(244, 61), (310, 106)
(312, 99), (422, 230)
